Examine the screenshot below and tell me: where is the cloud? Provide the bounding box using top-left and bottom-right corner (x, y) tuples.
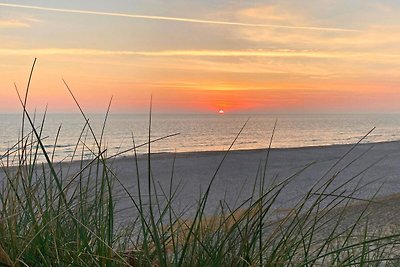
(0, 2), (359, 32)
(236, 24), (400, 53)
(0, 48), (352, 58)
(237, 5), (301, 22)
(0, 19), (29, 28)
(229, 3), (400, 54)
(3, 47), (400, 64)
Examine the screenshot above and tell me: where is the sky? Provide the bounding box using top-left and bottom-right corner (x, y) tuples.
(1, 0), (400, 113)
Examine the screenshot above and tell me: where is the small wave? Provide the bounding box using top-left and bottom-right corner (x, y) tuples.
(236, 141), (259, 145)
(56, 144), (73, 148)
(368, 134), (383, 138)
(44, 144), (73, 149)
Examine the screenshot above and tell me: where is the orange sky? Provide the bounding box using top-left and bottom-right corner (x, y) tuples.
(1, 1), (400, 113)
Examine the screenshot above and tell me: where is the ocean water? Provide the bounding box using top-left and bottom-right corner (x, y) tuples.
(1, 113), (400, 162)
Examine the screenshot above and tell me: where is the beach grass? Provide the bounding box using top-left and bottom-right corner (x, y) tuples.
(1, 61), (400, 266)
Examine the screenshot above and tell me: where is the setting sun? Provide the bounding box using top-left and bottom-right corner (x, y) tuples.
(218, 109), (224, 114)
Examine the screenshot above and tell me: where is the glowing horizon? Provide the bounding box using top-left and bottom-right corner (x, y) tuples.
(1, 1), (400, 113)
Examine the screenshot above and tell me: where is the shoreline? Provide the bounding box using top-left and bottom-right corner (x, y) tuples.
(3, 138), (399, 167)
(113, 138), (400, 161)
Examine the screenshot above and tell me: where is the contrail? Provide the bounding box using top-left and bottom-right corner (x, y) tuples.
(0, 2), (360, 32)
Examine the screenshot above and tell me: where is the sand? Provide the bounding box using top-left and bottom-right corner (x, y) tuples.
(2, 141), (400, 225)
(102, 140), (400, 222)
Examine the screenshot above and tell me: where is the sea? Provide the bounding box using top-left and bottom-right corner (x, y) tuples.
(1, 113), (400, 163)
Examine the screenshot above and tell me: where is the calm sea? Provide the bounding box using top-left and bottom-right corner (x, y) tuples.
(1, 113), (399, 162)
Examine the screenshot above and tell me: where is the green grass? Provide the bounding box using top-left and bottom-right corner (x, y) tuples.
(1, 60), (400, 266)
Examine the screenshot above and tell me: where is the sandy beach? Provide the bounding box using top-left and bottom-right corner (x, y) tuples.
(3, 140), (400, 226)
(97, 140), (400, 223)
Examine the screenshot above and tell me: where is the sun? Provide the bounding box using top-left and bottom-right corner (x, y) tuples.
(218, 109), (224, 114)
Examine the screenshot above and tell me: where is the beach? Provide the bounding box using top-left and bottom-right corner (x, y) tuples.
(3, 140), (399, 222)
(3, 139), (400, 263)
(70, 140), (400, 224)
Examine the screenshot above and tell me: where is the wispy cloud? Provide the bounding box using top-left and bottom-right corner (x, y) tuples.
(0, 2), (360, 32)
(0, 19), (29, 28)
(4, 48), (400, 79)
(0, 48), (351, 58)
(4, 48), (400, 63)
(237, 5), (301, 22)
(236, 23), (400, 54)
